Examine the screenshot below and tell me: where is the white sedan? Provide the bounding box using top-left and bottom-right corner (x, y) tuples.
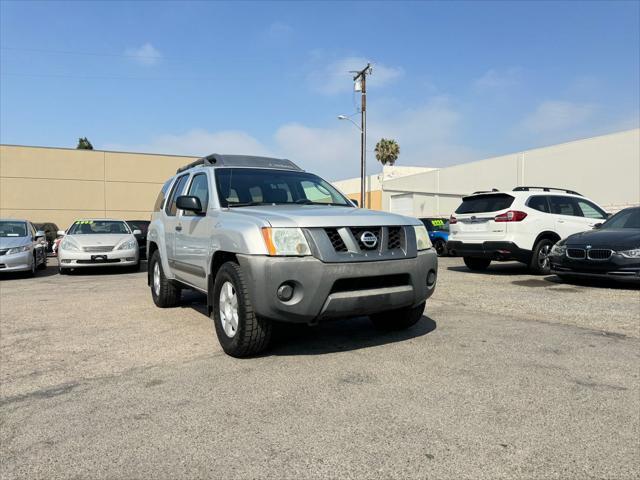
(57, 219), (141, 274)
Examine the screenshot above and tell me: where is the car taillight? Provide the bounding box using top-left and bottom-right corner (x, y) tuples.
(494, 210), (528, 222)
(449, 215), (457, 224)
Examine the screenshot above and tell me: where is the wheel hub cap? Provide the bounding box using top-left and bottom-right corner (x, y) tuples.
(539, 245), (551, 269)
(219, 281), (239, 338)
(153, 262), (161, 296)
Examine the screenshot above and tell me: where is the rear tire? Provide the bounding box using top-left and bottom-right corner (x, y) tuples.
(530, 238), (555, 275)
(213, 261), (272, 357)
(463, 257), (491, 271)
(150, 250), (181, 308)
(370, 302), (425, 330)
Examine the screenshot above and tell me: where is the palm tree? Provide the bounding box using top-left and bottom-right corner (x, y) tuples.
(374, 138), (400, 166)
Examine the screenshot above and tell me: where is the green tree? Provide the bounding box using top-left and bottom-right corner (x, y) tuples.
(374, 138), (400, 166)
(76, 137), (94, 150)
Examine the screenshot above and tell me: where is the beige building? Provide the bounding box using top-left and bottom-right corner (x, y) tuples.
(0, 145), (195, 228)
(333, 129), (640, 217)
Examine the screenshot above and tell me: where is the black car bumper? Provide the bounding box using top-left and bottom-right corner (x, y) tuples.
(550, 253), (640, 283)
(446, 241), (531, 263)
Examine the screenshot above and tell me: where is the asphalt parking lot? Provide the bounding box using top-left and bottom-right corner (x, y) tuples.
(1, 257), (639, 479)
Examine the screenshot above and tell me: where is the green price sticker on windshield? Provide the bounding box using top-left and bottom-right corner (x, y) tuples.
(431, 219), (445, 226)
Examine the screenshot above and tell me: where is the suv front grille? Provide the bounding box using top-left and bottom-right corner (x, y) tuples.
(330, 274), (410, 293)
(349, 227), (381, 251)
(324, 228), (347, 252)
(587, 249), (612, 260)
(387, 227), (403, 250)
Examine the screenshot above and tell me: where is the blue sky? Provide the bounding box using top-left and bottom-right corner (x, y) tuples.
(1, 0), (638, 180)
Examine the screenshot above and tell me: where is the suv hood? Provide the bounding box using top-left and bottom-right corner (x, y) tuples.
(230, 205), (419, 228)
(0, 236), (29, 249)
(565, 228), (640, 250)
(66, 233), (134, 247)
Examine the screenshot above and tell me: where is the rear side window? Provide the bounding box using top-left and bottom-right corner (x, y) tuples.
(455, 194), (514, 214)
(165, 175), (189, 216)
(527, 195), (550, 213)
(549, 196), (581, 217)
(154, 179), (173, 211)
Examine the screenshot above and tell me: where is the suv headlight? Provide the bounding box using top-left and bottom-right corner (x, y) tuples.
(60, 238), (80, 251)
(261, 227), (311, 256)
(117, 239), (138, 250)
(413, 225), (432, 251)
(618, 248), (640, 259)
(7, 245), (30, 255)
(550, 243), (567, 256)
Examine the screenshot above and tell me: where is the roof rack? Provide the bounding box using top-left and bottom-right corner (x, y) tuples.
(513, 186), (582, 196)
(176, 154), (302, 174)
(470, 188), (500, 195)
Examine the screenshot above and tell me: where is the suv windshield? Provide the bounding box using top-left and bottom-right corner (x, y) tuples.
(68, 220), (130, 235)
(215, 168), (352, 207)
(0, 221), (27, 238)
(601, 208), (640, 229)
(455, 194), (514, 214)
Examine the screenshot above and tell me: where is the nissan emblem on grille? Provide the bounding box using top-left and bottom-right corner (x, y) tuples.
(360, 231), (378, 248)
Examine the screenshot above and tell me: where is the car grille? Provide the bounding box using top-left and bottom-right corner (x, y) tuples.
(387, 227), (403, 250)
(349, 227), (381, 251)
(587, 249), (612, 260)
(83, 246), (114, 253)
(567, 248), (586, 259)
(324, 228), (347, 252)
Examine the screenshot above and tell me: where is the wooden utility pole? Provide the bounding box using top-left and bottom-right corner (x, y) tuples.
(353, 63), (372, 208)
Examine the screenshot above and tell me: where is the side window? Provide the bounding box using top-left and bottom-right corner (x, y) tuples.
(154, 179), (173, 211)
(576, 199), (607, 220)
(184, 173), (210, 216)
(549, 196), (581, 217)
(165, 175), (189, 216)
(528, 195), (550, 213)
(28, 223), (36, 237)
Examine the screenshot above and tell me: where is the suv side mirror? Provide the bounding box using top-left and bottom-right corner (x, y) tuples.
(351, 199), (359, 207)
(35, 230), (46, 239)
(593, 223), (602, 229)
(176, 195), (203, 214)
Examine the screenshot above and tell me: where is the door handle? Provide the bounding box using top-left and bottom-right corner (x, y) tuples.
(175, 225), (182, 232)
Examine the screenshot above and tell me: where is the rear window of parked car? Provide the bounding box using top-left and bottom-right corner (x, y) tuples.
(455, 194), (514, 214)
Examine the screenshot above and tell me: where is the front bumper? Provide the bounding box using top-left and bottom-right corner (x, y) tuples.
(237, 249), (438, 324)
(58, 248), (139, 268)
(550, 253), (640, 283)
(446, 241), (531, 263)
(0, 251), (32, 272)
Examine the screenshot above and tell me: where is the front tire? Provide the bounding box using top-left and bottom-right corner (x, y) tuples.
(530, 238), (555, 275)
(150, 250), (181, 308)
(213, 261), (272, 357)
(463, 257), (491, 271)
(370, 302), (425, 330)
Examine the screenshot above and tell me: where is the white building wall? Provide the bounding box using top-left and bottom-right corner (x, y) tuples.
(382, 129), (640, 217)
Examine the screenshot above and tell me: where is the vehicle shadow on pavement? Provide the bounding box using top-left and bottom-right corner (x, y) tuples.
(447, 262), (529, 276)
(543, 275), (640, 291)
(61, 260), (148, 276)
(267, 315), (437, 356)
(0, 264), (60, 280)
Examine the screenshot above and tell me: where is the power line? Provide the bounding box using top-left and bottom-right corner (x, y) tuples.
(1, 72), (215, 81)
(1, 46), (167, 60)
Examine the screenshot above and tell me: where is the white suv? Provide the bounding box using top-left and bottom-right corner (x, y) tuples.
(446, 187), (609, 274)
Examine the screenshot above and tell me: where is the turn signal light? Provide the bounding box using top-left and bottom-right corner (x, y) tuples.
(494, 210), (528, 222)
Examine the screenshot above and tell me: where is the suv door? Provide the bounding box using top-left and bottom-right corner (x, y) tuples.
(174, 172), (213, 290)
(549, 195), (602, 238)
(163, 174), (189, 266)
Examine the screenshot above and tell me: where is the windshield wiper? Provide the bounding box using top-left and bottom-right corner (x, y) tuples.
(294, 199), (350, 207)
(227, 201), (268, 208)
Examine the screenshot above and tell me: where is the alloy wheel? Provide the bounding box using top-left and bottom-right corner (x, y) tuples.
(153, 262), (161, 297)
(219, 281), (239, 338)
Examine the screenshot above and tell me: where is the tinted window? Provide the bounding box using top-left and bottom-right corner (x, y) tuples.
(165, 175), (189, 216)
(68, 220), (130, 235)
(455, 194), (514, 214)
(215, 168), (350, 207)
(126, 221), (149, 234)
(602, 208), (640, 229)
(528, 196), (550, 213)
(576, 199), (606, 220)
(549, 196), (582, 216)
(0, 221), (28, 237)
(184, 174), (210, 216)
(154, 179), (173, 211)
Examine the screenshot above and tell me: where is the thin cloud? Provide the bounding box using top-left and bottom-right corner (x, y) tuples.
(266, 21), (293, 40)
(474, 67), (522, 90)
(520, 100), (596, 134)
(124, 43), (162, 66)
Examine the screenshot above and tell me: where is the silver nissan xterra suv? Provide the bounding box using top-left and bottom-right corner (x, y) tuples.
(147, 154), (438, 357)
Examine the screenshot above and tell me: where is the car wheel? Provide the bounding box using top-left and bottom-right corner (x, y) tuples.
(463, 257), (491, 271)
(213, 261), (272, 357)
(37, 254), (47, 270)
(530, 238), (555, 275)
(434, 239), (447, 256)
(28, 254), (37, 277)
(370, 302), (425, 330)
(150, 250), (181, 308)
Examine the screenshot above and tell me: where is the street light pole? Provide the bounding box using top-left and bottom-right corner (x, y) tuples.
(353, 63), (372, 209)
